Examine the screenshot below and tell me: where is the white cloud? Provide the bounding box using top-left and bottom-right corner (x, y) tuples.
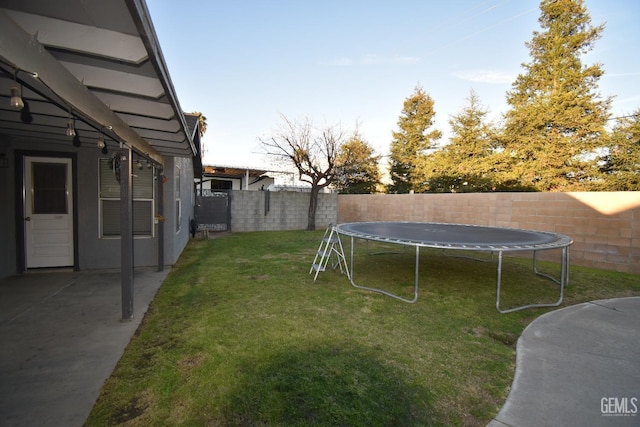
(452, 69), (515, 84)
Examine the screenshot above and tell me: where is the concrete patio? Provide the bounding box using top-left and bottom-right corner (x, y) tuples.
(0, 268), (168, 427)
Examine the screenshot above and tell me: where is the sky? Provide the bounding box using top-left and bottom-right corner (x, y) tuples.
(146, 0), (640, 169)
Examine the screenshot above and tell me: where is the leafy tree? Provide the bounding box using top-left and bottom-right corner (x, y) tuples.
(425, 90), (504, 192)
(502, 0), (611, 191)
(190, 111), (208, 137)
(260, 115), (346, 230)
(334, 131), (381, 194)
(597, 112), (640, 190)
(387, 85), (442, 193)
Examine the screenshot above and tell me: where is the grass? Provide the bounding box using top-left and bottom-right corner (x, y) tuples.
(86, 230), (640, 426)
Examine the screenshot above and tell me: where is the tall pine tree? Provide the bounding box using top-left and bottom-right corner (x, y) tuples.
(598, 111), (640, 191)
(425, 90), (501, 192)
(502, 0), (611, 191)
(388, 85), (441, 193)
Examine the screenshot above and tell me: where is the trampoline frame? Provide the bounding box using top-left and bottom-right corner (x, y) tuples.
(334, 222), (573, 313)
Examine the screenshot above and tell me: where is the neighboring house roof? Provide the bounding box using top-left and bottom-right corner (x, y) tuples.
(184, 114), (200, 143)
(203, 165), (269, 179)
(185, 113), (203, 179)
(0, 0), (195, 165)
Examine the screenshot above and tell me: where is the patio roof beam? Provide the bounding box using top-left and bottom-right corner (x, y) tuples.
(0, 11), (164, 166)
(125, 0), (196, 157)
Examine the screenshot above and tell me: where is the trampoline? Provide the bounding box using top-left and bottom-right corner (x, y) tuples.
(334, 222), (573, 313)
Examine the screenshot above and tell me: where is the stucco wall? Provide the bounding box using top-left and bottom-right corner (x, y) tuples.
(169, 156), (196, 264)
(230, 190), (338, 232)
(338, 192), (640, 274)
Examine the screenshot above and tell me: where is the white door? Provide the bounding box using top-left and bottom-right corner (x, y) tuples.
(24, 157), (74, 268)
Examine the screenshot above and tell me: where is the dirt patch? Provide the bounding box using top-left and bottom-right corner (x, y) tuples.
(469, 327), (518, 347)
(111, 391), (152, 425)
(178, 353), (206, 369)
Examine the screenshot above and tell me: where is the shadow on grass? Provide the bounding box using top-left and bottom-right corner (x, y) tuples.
(218, 343), (435, 426)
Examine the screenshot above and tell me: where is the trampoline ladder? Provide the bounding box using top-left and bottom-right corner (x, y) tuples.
(310, 224), (350, 281)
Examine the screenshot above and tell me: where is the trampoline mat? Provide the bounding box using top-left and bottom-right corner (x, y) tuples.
(336, 222), (562, 248)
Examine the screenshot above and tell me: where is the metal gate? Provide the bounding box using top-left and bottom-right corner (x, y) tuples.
(196, 189), (231, 232)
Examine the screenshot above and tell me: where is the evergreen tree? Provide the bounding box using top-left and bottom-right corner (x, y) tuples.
(598, 111), (640, 190)
(334, 132), (381, 194)
(425, 90), (501, 192)
(388, 85), (442, 193)
(502, 0), (611, 191)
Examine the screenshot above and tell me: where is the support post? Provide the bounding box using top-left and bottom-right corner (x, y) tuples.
(120, 147), (134, 321)
(157, 167), (164, 272)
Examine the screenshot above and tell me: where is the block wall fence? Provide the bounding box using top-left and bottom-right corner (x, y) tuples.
(230, 190), (337, 232)
(337, 192), (640, 274)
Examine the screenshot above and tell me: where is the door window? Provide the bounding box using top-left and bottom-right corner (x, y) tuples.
(32, 162), (67, 214)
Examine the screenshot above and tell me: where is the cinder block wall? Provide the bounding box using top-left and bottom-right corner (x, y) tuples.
(338, 192), (640, 274)
(230, 190), (338, 232)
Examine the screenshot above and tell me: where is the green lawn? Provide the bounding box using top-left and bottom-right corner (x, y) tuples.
(86, 230), (640, 426)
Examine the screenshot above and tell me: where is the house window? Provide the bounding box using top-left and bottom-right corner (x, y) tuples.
(99, 158), (154, 237)
(209, 179), (232, 190)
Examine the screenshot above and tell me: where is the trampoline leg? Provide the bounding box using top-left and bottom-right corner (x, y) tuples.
(563, 246), (570, 286)
(496, 248), (568, 314)
(496, 251), (504, 312)
(413, 246), (420, 300)
(350, 236), (354, 283)
(346, 237), (419, 304)
(533, 251), (560, 285)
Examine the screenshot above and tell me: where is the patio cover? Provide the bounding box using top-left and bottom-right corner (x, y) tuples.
(0, 0), (197, 320)
(0, 0), (195, 165)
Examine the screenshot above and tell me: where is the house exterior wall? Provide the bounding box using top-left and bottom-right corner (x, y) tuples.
(337, 192), (640, 274)
(0, 135), (194, 280)
(78, 148), (160, 269)
(230, 190), (338, 232)
(167, 156), (195, 264)
(0, 136), (16, 280)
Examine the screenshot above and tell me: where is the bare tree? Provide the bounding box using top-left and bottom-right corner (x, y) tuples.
(260, 115), (346, 230)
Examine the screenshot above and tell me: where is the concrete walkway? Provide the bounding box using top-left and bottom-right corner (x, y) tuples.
(0, 269), (168, 427)
(488, 297), (640, 427)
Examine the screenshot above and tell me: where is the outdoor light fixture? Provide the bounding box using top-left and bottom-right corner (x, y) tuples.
(10, 86), (24, 110)
(66, 116), (76, 137)
(10, 69), (24, 110)
(97, 130), (105, 149)
(98, 125), (112, 154)
(137, 159), (144, 170)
